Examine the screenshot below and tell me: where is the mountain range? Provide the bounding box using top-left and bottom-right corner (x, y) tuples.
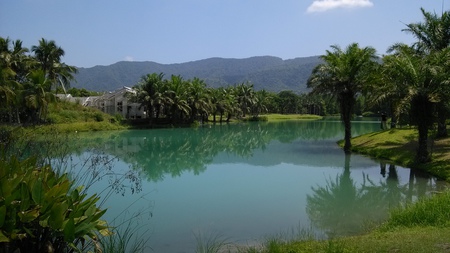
(71, 56), (322, 93)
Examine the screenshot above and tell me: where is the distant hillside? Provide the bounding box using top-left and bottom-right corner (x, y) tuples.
(71, 56), (322, 93)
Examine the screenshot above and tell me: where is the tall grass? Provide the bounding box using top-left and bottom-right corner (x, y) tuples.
(194, 230), (233, 253)
(241, 225), (317, 253)
(381, 191), (450, 230)
(100, 218), (150, 253)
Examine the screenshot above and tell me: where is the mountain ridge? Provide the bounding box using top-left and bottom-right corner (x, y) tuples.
(71, 55), (322, 93)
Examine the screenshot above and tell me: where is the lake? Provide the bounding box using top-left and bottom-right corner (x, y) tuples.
(52, 119), (446, 252)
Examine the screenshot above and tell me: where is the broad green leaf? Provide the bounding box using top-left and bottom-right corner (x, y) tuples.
(49, 202), (68, 229)
(39, 218), (49, 228)
(31, 178), (44, 205)
(20, 182), (31, 211)
(45, 180), (70, 200)
(0, 230), (9, 243)
(84, 204), (96, 217)
(17, 209), (39, 223)
(64, 218), (75, 242)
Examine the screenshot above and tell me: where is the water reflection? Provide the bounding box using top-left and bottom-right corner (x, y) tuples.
(27, 120), (446, 252)
(306, 155), (445, 237)
(71, 120), (380, 182)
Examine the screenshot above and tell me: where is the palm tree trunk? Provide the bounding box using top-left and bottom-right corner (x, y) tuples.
(436, 103), (448, 138)
(343, 116), (352, 153)
(416, 121), (430, 163)
(340, 91), (354, 154)
(412, 94), (432, 163)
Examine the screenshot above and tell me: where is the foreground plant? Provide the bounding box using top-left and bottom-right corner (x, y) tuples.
(0, 155), (110, 253)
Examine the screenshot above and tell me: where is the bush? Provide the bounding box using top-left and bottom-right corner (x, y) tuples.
(94, 112), (105, 122)
(0, 155), (110, 253)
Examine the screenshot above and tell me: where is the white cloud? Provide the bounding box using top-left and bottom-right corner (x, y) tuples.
(124, 56), (134, 62)
(307, 0), (373, 13)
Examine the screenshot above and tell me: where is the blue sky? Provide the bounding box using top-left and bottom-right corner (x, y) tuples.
(0, 0), (447, 68)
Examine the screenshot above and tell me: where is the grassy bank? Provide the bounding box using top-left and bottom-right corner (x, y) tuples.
(248, 191), (450, 253)
(264, 114), (322, 121)
(339, 128), (450, 181)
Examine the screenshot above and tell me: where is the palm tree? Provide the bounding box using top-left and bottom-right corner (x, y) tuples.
(235, 82), (256, 118)
(210, 87), (234, 123)
(403, 8), (450, 137)
(187, 77), (210, 123)
(166, 75), (190, 123)
(0, 37), (30, 123)
(24, 69), (56, 122)
(380, 44), (450, 163)
(307, 43), (379, 153)
(277, 90), (300, 114)
(31, 38), (77, 92)
(131, 73), (165, 122)
(251, 89), (270, 117)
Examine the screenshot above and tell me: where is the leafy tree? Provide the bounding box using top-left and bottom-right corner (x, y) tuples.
(131, 72), (165, 122)
(380, 44), (450, 163)
(166, 75), (190, 123)
(187, 77), (210, 123)
(307, 43), (379, 153)
(251, 89), (270, 117)
(403, 8), (450, 137)
(235, 82), (256, 118)
(277, 90), (300, 114)
(24, 69), (56, 122)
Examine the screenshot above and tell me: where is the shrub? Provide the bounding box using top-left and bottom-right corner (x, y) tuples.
(0, 155), (110, 253)
(94, 112), (104, 122)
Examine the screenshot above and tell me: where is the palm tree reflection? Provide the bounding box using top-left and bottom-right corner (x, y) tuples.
(306, 155), (443, 238)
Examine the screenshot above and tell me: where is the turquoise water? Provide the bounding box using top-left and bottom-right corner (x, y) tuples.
(58, 120), (445, 252)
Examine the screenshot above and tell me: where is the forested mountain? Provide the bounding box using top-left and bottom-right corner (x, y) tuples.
(71, 56), (322, 93)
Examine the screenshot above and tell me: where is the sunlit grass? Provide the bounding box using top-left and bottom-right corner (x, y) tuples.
(339, 127), (450, 180)
(381, 191), (450, 229)
(265, 114), (322, 121)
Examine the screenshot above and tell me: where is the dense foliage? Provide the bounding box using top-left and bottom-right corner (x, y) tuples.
(307, 8), (450, 163)
(0, 37), (77, 124)
(0, 155), (109, 253)
(128, 73), (330, 124)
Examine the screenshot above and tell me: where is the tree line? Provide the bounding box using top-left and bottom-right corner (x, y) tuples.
(127, 72), (340, 124)
(0, 37), (77, 124)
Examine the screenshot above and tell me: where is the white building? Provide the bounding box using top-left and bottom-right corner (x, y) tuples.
(58, 86), (146, 119)
(91, 86), (146, 119)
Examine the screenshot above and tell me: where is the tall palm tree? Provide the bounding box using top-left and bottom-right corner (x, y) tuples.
(252, 89), (270, 117)
(403, 8), (450, 137)
(131, 72), (165, 122)
(166, 75), (190, 123)
(235, 82), (256, 118)
(187, 77), (210, 123)
(307, 43), (379, 153)
(31, 38), (77, 92)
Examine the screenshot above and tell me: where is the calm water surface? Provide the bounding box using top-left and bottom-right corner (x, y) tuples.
(59, 119), (446, 252)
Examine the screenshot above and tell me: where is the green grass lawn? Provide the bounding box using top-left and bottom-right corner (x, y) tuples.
(264, 114), (322, 121)
(342, 128), (450, 181)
